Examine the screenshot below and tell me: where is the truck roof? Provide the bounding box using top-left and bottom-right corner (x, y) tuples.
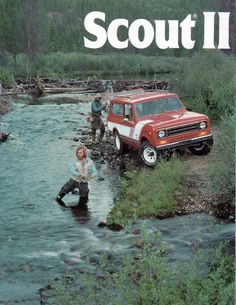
(110, 90), (176, 104)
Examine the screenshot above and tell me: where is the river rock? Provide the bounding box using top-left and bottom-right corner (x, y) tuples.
(97, 221), (124, 231)
(95, 272), (107, 281)
(106, 223), (124, 231)
(132, 228), (141, 235)
(63, 259), (77, 266)
(0, 132), (9, 143)
(97, 221), (107, 228)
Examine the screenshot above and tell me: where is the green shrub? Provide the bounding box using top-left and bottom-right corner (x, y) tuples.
(52, 239), (234, 305)
(0, 69), (13, 87)
(208, 113), (235, 195)
(0, 52), (186, 79)
(107, 156), (186, 224)
(173, 51), (235, 120)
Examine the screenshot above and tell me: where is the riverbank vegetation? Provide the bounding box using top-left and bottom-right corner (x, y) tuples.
(173, 51), (235, 120)
(108, 157), (186, 224)
(209, 113), (235, 196)
(52, 236), (234, 305)
(0, 53), (186, 84)
(108, 119), (235, 224)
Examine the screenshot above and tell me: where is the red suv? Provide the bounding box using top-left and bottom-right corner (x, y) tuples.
(107, 90), (213, 167)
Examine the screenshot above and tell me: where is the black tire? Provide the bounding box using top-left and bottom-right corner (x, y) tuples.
(175, 149), (186, 157)
(114, 131), (129, 155)
(139, 141), (158, 167)
(189, 141), (213, 155)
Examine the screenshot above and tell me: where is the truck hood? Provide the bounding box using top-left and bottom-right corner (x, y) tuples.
(144, 111), (208, 129)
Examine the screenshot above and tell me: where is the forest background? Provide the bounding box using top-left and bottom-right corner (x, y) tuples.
(0, 0), (235, 81)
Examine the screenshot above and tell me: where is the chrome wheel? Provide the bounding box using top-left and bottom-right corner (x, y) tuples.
(192, 143), (205, 151)
(114, 133), (121, 151)
(143, 146), (157, 164)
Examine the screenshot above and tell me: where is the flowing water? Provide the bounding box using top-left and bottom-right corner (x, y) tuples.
(0, 94), (234, 304)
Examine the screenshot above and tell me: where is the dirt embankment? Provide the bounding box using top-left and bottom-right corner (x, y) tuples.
(174, 126), (234, 220)
(175, 152), (234, 219)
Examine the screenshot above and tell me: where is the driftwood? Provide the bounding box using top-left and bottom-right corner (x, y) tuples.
(4, 77), (171, 97)
(43, 87), (98, 94)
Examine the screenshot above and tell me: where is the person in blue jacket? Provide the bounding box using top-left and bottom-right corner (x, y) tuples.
(91, 93), (107, 143)
(56, 144), (97, 205)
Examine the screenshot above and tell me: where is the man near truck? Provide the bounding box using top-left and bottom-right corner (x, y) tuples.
(91, 93), (107, 144)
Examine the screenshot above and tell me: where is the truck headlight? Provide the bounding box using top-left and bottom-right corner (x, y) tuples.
(199, 122), (207, 129)
(158, 130), (166, 138)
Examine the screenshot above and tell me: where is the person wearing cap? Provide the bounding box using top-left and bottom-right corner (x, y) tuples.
(91, 93), (107, 143)
(55, 144), (97, 205)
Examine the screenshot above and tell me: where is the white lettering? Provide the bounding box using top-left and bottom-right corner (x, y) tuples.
(84, 11), (107, 49)
(203, 12), (215, 49)
(218, 12), (230, 49)
(128, 19), (154, 49)
(180, 14), (195, 49)
(107, 19), (129, 49)
(155, 20), (179, 49)
(83, 11), (231, 51)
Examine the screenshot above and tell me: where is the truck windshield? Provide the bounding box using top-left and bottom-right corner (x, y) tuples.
(135, 97), (183, 118)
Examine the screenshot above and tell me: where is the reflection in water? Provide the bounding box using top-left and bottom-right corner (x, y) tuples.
(70, 195), (90, 224)
(56, 195), (91, 225)
(70, 204), (91, 225)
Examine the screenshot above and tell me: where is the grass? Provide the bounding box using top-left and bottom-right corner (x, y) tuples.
(107, 156), (186, 225)
(208, 113), (235, 196)
(50, 233), (234, 305)
(0, 52), (187, 81)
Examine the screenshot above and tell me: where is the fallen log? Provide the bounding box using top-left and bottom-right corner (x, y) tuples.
(3, 78), (171, 96)
(43, 87), (99, 94)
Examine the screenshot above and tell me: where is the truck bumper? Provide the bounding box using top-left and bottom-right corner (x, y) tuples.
(156, 134), (213, 153)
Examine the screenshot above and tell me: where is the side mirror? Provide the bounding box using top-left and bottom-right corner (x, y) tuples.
(186, 106), (192, 111)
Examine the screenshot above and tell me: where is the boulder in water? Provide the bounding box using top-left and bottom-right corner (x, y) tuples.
(0, 132), (9, 143)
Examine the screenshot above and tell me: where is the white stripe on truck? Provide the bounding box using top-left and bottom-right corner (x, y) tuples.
(108, 120), (153, 141)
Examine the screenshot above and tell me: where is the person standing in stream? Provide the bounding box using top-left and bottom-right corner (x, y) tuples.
(55, 144), (97, 206)
(91, 93), (107, 144)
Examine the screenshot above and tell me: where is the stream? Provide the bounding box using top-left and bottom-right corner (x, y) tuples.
(0, 93), (234, 304)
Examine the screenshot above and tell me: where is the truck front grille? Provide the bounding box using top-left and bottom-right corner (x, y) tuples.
(167, 123), (199, 136)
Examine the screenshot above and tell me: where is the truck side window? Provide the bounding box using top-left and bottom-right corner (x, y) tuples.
(124, 104), (133, 121)
(167, 97), (183, 110)
(112, 103), (123, 116)
(136, 103), (143, 117)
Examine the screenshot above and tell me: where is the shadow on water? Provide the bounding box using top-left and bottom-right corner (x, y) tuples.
(70, 204), (91, 225)
(56, 196), (91, 225)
